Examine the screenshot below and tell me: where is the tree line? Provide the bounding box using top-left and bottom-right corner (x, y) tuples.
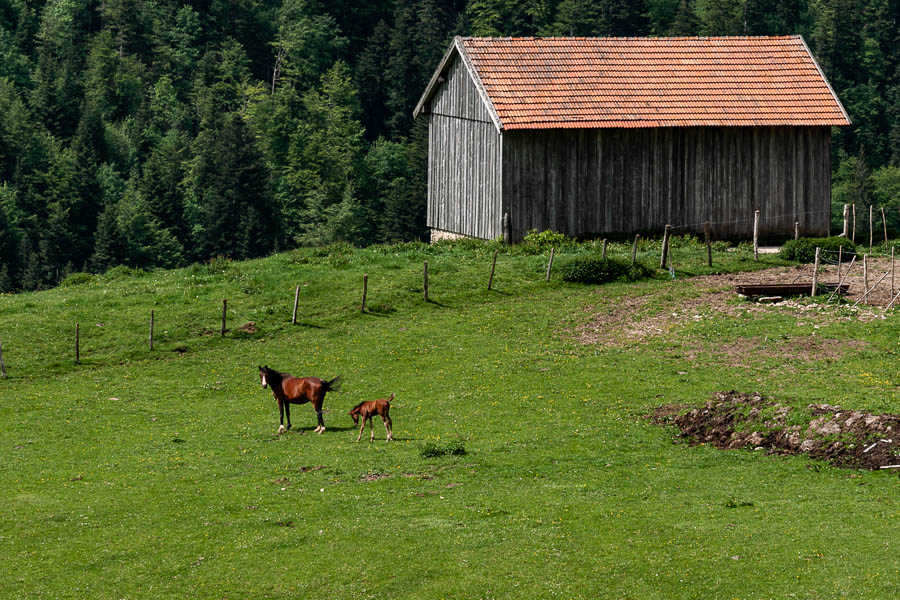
(0, 0), (898, 292)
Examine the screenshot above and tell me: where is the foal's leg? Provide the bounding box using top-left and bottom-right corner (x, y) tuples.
(356, 417), (366, 442)
(369, 415), (376, 442)
(383, 413), (393, 441)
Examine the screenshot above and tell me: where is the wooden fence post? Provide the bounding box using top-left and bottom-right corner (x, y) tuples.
(361, 274), (368, 312)
(794, 221), (800, 241)
(863, 255), (869, 304)
(502, 213), (510, 244)
(852, 203), (856, 243)
(631, 234), (640, 265)
(221, 299), (227, 337)
(753, 210), (760, 261)
(882, 207), (888, 252)
(75, 322), (80, 363)
(892, 246), (895, 299)
(601, 239), (608, 260)
(869, 204), (874, 251)
(488, 250), (498, 290)
(545, 248), (555, 282)
(0, 339), (6, 378)
(838, 246), (843, 278)
(292, 285), (300, 324)
(149, 310), (154, 351)
(704, 221), (712, 267)
(660, 225), (672, 270)
(842, 203), (850, 237)
(811, 247), (820, 297)
(423, 261), (429, 302)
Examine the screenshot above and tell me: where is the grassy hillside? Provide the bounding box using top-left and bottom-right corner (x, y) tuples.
(1, 239), (898, 599)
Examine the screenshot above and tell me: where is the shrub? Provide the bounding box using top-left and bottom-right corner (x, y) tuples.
(60, 272), (94, 287)
(779, 237), (857, 263)
(518, 229), (573, 255)
(558, 255), (654, 284)
(419, 440), (466, 458)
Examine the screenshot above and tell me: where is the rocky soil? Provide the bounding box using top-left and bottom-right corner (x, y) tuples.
(651, 391), (900, 471)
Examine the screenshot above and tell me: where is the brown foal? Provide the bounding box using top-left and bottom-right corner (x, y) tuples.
(349, 393), (394, 442)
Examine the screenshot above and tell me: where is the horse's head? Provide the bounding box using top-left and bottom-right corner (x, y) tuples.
(259, 366), (269, 389)
(348, 402), (364, 425)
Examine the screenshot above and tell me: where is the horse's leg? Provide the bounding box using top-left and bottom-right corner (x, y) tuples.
(314, 399), (325, 434)
(384, 413), (393, 441)
(284, 402), (292, 430)
(369, 415), (376, 442)
(356, 417), (365, 442)
(278, 399), (285, 428)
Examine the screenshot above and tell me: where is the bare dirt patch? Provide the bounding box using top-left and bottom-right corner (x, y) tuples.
(650, 391), (900, 471)
(569, 263), (892, 350)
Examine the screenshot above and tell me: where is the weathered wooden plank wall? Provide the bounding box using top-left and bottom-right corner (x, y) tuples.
(500, 126), (832, 242)
(426, 55), (502, 239)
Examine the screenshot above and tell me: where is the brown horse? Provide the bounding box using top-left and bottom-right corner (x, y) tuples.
(349, 393), (394, 442)
(258, 366), (341, 433)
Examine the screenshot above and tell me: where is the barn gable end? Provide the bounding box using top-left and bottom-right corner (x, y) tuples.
(414, 36), (850, 242)
(416, 43), (503, 240)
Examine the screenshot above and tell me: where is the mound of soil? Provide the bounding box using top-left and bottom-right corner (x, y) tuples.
(651, 391), (900, 471)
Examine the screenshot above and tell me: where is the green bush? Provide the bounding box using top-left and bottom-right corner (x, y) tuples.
(779, 237), (857, 263)
(419, 440), (466, 458)
(519, 229), (573, 255)
(558, 255), (654, 284)
(59, 272), (94, 287)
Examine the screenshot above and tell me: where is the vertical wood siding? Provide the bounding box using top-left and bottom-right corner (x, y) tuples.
(500, 126), (831, 242)
(425, 56), (502, 239)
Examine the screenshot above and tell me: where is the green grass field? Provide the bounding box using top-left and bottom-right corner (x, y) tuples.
(1, 239), (898, 599)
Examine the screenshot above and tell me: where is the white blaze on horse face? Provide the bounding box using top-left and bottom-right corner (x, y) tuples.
(260, 372), (267, 388)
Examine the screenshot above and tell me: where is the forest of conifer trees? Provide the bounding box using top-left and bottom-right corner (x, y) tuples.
(0, 0), (899, 291)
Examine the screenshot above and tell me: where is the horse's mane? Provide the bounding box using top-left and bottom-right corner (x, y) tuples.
(350, 400), (367, 411)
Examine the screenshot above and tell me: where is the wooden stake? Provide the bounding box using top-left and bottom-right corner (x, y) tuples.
(221, 299), (227, 336)
(601, 239), (608, 260)
(631, 234), (640, 265)
(545, 248), (555, 282)
(292, 285), (300, 324)
(753, 210), (760, 261)
(149, 310), (154, 351)
(704, 221), (712, 267)
(502, 213), (510, 244)
(811, 247), (820, 296)
(794, 221), (799, 241)
(851, 271), (889, 308)
(852, 203), (856, 243)
(863, 254), (869, 304)
(423, 261), (429, 301)
(660, 225), (671, 269)
(842, 203), (850, 237)
(838, 246), (843, 278)
(886, 289), (900, 311)
(0, 339), (6, 378)
(361, 274), (368, 312)
(891, 246), (895, 299)
(826, 256), (856, 303)
(869, 204), (873, 251)
(882, 207), (888, 251)
(75, 322), (80, 363)
(488, 250), (498, 290)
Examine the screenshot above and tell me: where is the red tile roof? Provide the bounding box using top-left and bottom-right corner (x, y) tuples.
(442, 36), (850, 130)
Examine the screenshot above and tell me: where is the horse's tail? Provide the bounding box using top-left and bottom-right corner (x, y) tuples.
(323, 375), (342, 393)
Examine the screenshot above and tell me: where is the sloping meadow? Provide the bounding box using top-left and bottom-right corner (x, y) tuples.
(1, 240), (898, 599)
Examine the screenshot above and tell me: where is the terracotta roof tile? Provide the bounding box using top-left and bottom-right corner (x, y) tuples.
(458, 36), (850, 129)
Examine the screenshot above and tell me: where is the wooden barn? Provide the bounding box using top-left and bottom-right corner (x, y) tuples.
(413, 36), (851, 242)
